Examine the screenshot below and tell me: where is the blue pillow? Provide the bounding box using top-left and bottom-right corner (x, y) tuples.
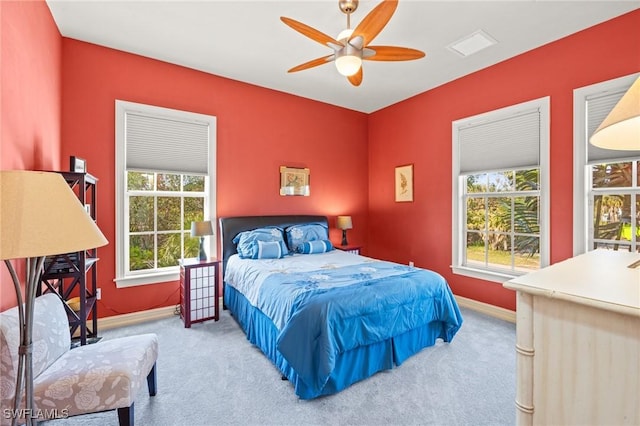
(254, 240), (286, 259)
(233, 227), (288, 259)
(299, 239), (333, 254)
(285, 222), (329, 253)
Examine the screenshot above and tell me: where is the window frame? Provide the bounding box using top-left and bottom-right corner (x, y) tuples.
(572, 73), (639, 255)
(452, 97), (550, 283)
(115, 100), (217, 288)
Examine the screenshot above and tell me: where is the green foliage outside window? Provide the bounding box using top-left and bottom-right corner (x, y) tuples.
(591, 162), (639, 251)
(127, 171), (206, 272)
(465, 168), (540, 272)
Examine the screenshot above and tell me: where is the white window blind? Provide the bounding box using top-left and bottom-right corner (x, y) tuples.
(459, 110), (540, 174)
(586, 87), (640, 163)
(126, 112), (210, 175)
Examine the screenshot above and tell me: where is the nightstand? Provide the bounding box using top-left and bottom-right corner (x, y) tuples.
(179, 258), (220, 328)
(335, 245), (362, 255)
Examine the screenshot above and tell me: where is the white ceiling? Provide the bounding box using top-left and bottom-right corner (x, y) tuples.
(46, 0), (639, 113)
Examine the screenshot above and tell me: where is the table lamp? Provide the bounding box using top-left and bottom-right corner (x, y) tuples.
(336, 216), (353, 246)
(0, 170), (108, 425)
(191, 220), (213, 261)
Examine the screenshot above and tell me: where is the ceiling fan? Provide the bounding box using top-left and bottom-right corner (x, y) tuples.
(280, 0), (425, 87)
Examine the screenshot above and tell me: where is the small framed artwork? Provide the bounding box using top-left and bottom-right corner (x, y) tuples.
(395, 164), (413, 202)
(280, 166), (310, 196)
(70, 156), (86, 173)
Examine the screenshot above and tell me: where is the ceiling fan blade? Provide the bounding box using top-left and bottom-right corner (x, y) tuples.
(350, 0), (398, 46)
(280, 17), (342, 48)
(364, 46), (426, 61)
(348, 67), (363, 87)
(288, 54), (335, 73)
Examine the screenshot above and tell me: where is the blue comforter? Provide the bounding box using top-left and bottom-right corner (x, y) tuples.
(255, 260), (463, 397)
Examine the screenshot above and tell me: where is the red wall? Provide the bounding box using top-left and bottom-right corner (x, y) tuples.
(367, 10), (640, 311)
(0, 0), (62, 310)
(2, 2), (638, 316)
(60, 39), (369, 316)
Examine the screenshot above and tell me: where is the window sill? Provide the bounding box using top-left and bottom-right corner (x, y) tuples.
(451, 265), (517, 284)
(115, 271), (179, 288)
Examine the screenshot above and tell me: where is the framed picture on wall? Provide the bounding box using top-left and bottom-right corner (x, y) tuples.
(280, 166), (310, 196)
(395, 164), (413, 202)
(70, 156), (86, 173)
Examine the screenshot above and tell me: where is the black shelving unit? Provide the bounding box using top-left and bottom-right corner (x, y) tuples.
(39, 172), (99, 345)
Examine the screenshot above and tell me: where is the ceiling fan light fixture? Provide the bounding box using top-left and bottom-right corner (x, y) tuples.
(335, 31), (361, 76)
(335, 28), (360, 76)
(337, 28), (354, 42)
(335, 54), (362, 76)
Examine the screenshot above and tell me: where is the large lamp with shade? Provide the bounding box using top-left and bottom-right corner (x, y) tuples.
(590, 76), (640, 151)
(0, 170), (108, 426)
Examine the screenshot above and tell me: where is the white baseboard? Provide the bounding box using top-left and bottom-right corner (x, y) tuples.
(454, 295), (516, 323)
(98, 305), (177, 330)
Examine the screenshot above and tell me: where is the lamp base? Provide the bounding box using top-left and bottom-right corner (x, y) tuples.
(198, 237), (207, 261)
(5, 257), (44, 426)
(341, 230), (348, 246)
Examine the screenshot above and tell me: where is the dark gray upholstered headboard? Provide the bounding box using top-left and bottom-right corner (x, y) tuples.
(218, 215), (328, 277)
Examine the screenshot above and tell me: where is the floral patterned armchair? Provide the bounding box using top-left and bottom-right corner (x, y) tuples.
(0, 293), (158, 426)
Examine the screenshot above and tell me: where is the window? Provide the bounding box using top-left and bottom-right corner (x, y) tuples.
(573, 73), (640, 255)
(115, 101), (217, 287)
(452, 98), (550, 283)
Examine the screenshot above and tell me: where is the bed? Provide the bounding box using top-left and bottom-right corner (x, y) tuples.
(219, 215), (463, 399)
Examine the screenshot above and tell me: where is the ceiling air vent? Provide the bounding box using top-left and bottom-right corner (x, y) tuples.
(447, 30), (497, 57)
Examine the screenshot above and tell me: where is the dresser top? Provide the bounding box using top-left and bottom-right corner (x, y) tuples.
(504, 250), (640, 315)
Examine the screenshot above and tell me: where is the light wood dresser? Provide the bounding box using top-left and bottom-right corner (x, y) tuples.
(504, 250), (639, 425)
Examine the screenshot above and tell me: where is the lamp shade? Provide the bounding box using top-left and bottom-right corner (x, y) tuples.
(191, 220), (213, 237)
(590, 76), (640, 151)
(0, 171), (108, 260)
(336, 216), (353, 230)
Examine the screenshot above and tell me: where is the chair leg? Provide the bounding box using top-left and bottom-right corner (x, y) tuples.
(118, 403), (134, 426)
(147, 362), (157, 396)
